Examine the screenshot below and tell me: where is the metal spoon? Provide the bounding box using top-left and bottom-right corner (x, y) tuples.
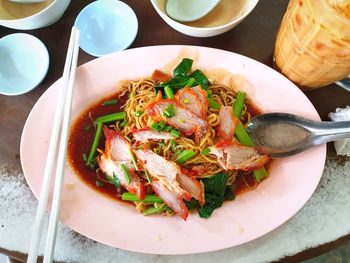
(245, 113), (350, 158)
(166, 0), (221, 22)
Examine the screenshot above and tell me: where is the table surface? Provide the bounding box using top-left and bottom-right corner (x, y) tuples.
(0, 0), (350, 262)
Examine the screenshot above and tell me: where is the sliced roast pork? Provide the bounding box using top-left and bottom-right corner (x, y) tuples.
(217, 106), (238, 141)
(209, 141), (269, 171)
(98, 127), (146, 199)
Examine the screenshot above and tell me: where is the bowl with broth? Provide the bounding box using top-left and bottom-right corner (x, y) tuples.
(0, 0), (70, 30)
(150, 0), (259, 37)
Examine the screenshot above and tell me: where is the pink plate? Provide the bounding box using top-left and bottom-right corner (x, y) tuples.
(20, 46), (326, 255)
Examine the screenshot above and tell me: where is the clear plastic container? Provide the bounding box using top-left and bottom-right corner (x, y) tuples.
(274, 0), (350, 89)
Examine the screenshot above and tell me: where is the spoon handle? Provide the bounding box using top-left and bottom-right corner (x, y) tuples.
(311, 121), (350, 144)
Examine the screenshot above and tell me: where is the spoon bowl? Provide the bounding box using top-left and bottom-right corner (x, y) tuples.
(166, 0), (221, 22)
(246, 113), (350, 157)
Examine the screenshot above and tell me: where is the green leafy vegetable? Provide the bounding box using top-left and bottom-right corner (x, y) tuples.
(121, 193), (162, 203)
(253, 167), (268, 182)
(233, 91), (246, 118)
(154, 58), (209, 92)
(143, 206), (167, 216)
(120, 119), (127, 128)
(185, 77), (196, 88)
(189, 69), (209, 89)
(173, 58), (193, 77)
(199, 173), (229, 218)
(102, 99), (118, 106)
(208, 98), (221, 109)
(164, 85), (174, 99)
(176, 149), (196, 164)
(235, 121), (254, 147)
(94, 112), (126, 124)
(86, 122), (103, 168)
(185, 198), (199, 211)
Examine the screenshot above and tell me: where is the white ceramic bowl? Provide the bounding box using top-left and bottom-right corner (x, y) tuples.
(0, 33), (49, 96)
(150, 0), (259, 37)
(0, 0), (71, 30)
(75, 0), (138, 57)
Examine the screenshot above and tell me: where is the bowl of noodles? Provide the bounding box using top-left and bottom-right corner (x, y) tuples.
(21, 46), (326, 254)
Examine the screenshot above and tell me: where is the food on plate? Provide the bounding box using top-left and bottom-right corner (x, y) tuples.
(67, 58), (270, 220)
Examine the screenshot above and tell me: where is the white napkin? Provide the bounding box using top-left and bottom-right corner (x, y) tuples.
(329, 106), (350, 156)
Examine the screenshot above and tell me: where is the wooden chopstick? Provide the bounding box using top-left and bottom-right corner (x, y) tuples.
(27, 26), (80, 263)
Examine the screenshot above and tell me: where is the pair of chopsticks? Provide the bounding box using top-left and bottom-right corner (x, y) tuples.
(27, 26), (80, 263)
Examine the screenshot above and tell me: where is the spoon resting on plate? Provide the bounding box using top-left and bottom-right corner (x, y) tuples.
(166, 0), (221, 22)
(245, 113), (350, 158)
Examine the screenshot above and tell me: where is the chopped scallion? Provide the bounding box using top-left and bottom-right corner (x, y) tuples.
(176, 150), (196, 164)
(201, 148), (210, 155)
(95, 180), (104, 187)
(164, 125), (173, 132)
(183, 98), (190, 104)
(170, 139), (177, 151)
(82, 152), (87, 162)
(120, 163), (131, 184)
(158, 120), (166, 130)
(130, 90), (136, 98)
(162, 104), (176, 118)
(150, 122), (162, 132)
(134, 110), (143, 117)
(170, 129), (180, 138)
(102, 99), (118, 106)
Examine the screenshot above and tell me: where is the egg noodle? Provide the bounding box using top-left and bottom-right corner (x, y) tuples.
(99, 78), (255, 213)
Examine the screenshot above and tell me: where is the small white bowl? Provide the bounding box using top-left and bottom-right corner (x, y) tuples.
(0, 0), (71, 30)
(75, 0), (138, 57)
(150, 0), (259, 37)
(0, 33), (49, 96)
